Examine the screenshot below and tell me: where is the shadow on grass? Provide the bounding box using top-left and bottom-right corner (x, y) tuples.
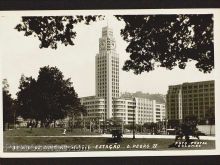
(106, 137), (123, 144)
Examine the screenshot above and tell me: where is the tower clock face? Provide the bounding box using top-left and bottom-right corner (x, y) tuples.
(111, 42), (116, 49)
(100, 41), (106, 49)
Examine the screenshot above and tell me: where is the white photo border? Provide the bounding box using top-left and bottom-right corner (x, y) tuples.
(0, 9), (220, 157)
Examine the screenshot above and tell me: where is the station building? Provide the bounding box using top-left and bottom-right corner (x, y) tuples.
(80, 26), (166, 125)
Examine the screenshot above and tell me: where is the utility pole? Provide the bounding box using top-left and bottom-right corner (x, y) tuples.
(122, 121), (124, 134)
(165, 118), (168, 135)
(83, 119), (86, 131)
(90, 120), (92, 132)
(98, 118), (101, 133)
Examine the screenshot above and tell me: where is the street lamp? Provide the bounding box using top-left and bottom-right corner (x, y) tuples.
(122, 121), (124, 134)
(102, 112), (105, 134)
(13, 110), (16, 129)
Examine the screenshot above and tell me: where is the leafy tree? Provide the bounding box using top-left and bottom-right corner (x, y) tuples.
(183, 115), (198, 127)
(107, 117), (123, 127)
(67, 104), (86, 131)
(143, 122), (152, 130)
(2, 79), (16, 130)
(205, 106), (215, 125)
(15, 15), (104, 49)
(116, 15), (213, 74)
(17, 66), (84, 127)
(136, 124), (144, 133)
(15, 15), (213, 73)
(124, 124), (133, 130)
(168, 119), (180, 128)
(17, 75), (39, 120)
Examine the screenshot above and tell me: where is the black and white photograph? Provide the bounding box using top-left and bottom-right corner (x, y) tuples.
(0, 9), (219, 157)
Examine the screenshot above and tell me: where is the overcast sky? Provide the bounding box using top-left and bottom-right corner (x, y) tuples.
(0, 15), (215, 98)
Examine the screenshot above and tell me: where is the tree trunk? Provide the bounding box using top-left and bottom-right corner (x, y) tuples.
(30, 120), (33, 130)
(35, 120), (38, 128)
(41, 120), (45, 128)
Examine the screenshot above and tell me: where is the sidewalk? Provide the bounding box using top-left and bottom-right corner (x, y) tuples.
(101, 134), (215, 140)
(7, 134), (215, 140)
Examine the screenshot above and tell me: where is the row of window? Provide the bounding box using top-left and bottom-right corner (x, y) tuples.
(97, 64), (119, 70)
(112, 75), (119, 79)
(112, 82), (119, 86)
(182, 93), (215, 97)
(97, 72), (107, 75)
(97, 60), (107, 64)
(97, 82), (107, 85)
(112, 78), (119, 82)
(83, 101), (105, 104)
(86, 105), (106, 108)
(97, 93), (119, 96)
(169, 101), (213, 105)
(137, 102), (153, 105)
(182, 89), (214, 93)
(182, 83), (214, 89)
(138, 111), (153, 114)
(88, 109), (105, 112)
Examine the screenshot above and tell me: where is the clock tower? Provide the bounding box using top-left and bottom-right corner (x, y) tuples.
(95, 26), (119, 119)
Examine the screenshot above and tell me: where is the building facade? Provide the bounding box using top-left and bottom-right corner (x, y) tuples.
(81, 96), (166, 125)
(81, 26), (166, 125)
(80, 96), (105, 121)
(96, 26), (119, 119)
(166, 80), (215, 121)
(155, 103), (166, 123)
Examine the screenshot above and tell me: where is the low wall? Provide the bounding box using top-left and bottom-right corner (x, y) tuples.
(197, 125), (215, 135)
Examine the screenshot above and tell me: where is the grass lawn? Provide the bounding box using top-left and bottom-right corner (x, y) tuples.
(4, 127), (99, 136)
(4, 128), (215, 152)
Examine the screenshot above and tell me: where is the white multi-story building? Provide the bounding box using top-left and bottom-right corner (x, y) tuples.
(80, 26), (166, 125)
(112, 97), (136, 125)
(80, 96), (105, 121)
(135, 98), (155, 125)
(81, 96), (166, 125)
(155, 103), (166, 122)
(96, 26), (119, 119)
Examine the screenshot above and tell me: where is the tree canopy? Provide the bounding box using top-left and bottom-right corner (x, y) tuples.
(2, 79), (16, 130)
(116, 14), (213, 74)
(15, 15), (104, 49)
(17, 75), (38, 120)
(15, 14), (213, 73)
(17, 66), (84, 125)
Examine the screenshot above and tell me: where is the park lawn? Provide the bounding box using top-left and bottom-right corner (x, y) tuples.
(3, 128), (215, 152)
(4, 136), (215, 152)
(4, 128), (100, 136)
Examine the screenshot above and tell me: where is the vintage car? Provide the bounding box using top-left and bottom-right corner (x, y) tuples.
(111, 127), (123, 140)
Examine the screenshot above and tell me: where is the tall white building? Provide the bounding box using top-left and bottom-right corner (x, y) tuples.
(81, 26), (166, 125)
(96, 26), (119, 119)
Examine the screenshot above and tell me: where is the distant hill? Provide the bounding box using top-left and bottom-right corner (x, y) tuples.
(121, 91), (166, 103)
